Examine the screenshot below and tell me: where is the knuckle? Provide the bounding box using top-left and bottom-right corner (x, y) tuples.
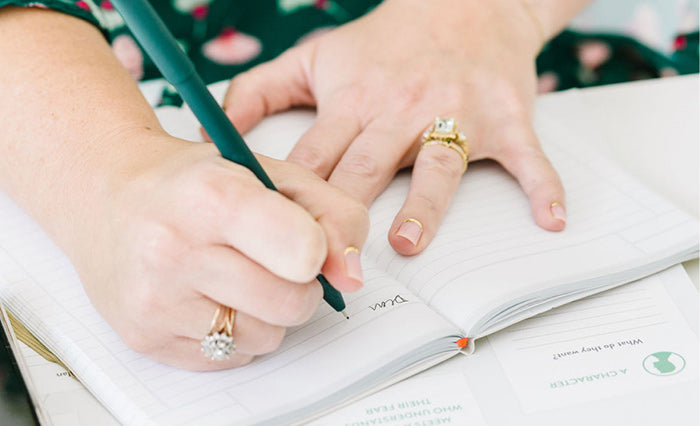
(134, 223), (185, 273)
(290, 225), (327, 281)
(346, 197), (370, 228)
(416, 147), (463, 180)
(336, 152), (380, 181)
(130, 282), (159, 319)
(395, 78), (428, 109)
(494, 140), (542, 166)
(185, 163), (263, 223)
(425, 83), (464, 114)
(184, 166), (230, 206)
(328, 194), (370, 236)
(257, 326), (286, 353)
(119, 327), (159, 356)
(229, 69), (256, 91)
(277, 282), (322, 325)
(413, 192), (441, 216)
(288, 147), (329, 176)
(232, 354), (256, 368)
(490, 84), (530, 120)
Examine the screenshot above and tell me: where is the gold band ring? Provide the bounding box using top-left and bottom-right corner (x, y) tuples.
(420, 117), (470, 173)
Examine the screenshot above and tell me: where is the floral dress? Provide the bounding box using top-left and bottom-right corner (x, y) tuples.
(0, 0), (698, 104)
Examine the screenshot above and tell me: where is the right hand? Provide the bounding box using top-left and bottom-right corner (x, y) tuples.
(70, 133), (368, 371)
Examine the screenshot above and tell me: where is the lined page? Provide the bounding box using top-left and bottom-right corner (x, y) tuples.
(487, 265), (698, 412)
(0, 190), (460, 425)
(363, 100), (698, 337)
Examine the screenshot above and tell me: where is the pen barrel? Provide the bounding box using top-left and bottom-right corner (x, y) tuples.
(317, 275), (346, 312)
(110, 0), (194, 85)
(110, 0), (276, 190)
(176, 78), (276, 189)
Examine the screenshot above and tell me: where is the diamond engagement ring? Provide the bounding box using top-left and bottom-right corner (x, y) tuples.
(421, 117), (469, 173)
(201, 305), (237, 361)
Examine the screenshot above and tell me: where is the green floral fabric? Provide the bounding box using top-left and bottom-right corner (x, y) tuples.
(0, 0), (697, 106)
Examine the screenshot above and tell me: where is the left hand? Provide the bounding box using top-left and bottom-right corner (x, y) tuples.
(219, 0), (567, 256)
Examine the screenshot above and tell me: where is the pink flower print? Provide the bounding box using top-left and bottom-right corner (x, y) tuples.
(673, 35), (688, 51)
(75, 1), (90, 11)
(278, 0), (350, 21)
(577, 41), (611, 70)
(537, 72), (559, 94)
(660, 68), (679, 78)
(201, 27), (262, 65)
(112, 34), (144, 81)
(90, 0), (124, 31)
(192, 5), (209, 20)
(172, 0), (212, 15)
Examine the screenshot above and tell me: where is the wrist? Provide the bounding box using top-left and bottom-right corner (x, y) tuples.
(514, 0), (546, 50)
(379, 0), (544, 58)
(516, 0), (593, 42)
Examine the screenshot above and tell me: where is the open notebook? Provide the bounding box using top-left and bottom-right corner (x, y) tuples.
(0, 97), (697, 424)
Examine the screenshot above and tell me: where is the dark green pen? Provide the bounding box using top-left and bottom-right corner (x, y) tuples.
(110, 0), (348, 318)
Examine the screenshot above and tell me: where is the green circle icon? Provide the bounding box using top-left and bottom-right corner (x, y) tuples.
(642, 351), (686, 376)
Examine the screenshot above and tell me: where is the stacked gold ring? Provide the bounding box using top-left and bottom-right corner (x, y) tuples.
(420, 117), (470, 173)
(201, 305), (237, 361)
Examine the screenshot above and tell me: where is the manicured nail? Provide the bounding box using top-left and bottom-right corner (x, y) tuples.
(344, 247), (363, 284)
(550, 202), (567, 223)
(396, 218), (423, 246)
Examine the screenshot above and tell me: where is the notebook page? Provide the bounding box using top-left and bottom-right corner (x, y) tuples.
(362, 102), (698, 337)
(0, 189), (461, 425)
(315, 266), (697, 426)
(487, 265), (698, 413)
(163, 96), (698, 340)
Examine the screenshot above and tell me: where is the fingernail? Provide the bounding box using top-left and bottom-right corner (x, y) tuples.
(396, 218), (423, 246)
(550, 202), (567, 223)
(344, 247), (363, 284)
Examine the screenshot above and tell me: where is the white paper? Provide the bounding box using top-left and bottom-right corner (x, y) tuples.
(487, 266), (698, 412)
(312, 368), (486, 426)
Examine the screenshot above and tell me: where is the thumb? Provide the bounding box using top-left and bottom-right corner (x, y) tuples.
(495, 119), (567, 231)
(221, 43), (317, 134)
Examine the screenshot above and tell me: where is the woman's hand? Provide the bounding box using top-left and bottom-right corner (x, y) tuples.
(220, 0), (568, 255)
(74, 134), (368, 371)
(0, 6), (371, 372)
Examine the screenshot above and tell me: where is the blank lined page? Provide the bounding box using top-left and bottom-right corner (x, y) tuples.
(363, 100), (698, 337)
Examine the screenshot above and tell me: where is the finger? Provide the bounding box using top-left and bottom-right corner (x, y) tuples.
(388, 140), (466, 255)
(187, 163), (328, 284)
(144, 335), (255, 372)
(265, 157), (370, 292)
(189, 245), (322, 327)
(175, 297), (287, 356)
(221, 43), (316, 134)
(286, 110), (362, 178)
(327, 118), (416, 206)
(494, 121), (566, 231)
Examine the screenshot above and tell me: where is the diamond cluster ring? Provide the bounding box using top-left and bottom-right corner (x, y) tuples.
(201, 305), (237, 361)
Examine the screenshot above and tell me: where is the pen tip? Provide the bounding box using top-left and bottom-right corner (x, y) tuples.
(341, 310), (349, 320)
